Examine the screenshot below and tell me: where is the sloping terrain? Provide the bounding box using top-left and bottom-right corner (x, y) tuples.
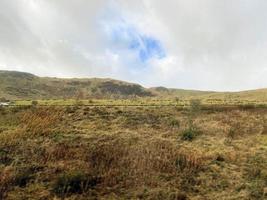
(150, 87), (215, 99)
(0, 71), (153, 100)
(200, 89), (267, 103)
(1, 70), (267, 104)
(0, 70), (215, 100)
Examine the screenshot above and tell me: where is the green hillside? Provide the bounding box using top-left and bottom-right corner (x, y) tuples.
(0, 71), (153, 100)
(1, 70), (267, 104)
(150, 87), (215, 98)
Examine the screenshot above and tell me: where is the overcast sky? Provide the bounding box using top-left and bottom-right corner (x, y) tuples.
(1, 0), (267, 91)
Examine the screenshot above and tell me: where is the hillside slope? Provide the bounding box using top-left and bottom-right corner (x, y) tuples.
(150, 86), (215, 98)
(1, 70), (267, 102)
(196, 89), (267, 104)
(0, 71), (153, 100)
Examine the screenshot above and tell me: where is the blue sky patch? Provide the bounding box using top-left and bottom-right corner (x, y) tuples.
(135, 36), (166, 62)
(103, 18), (166, 64)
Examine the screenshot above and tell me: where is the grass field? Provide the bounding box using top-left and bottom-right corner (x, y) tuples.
(12, 97), (267, 107)
(0, 103), (266, 199)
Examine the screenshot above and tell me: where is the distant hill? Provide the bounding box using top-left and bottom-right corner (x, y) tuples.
(1, 70), (267, 102)
(0, 70), (153, 100)
(150, 87), (215, 98)
(199, 88), (267, 103)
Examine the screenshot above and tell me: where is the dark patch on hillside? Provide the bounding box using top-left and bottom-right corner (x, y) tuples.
(153, 87), (169, 92)
(99, 81), (153, 97)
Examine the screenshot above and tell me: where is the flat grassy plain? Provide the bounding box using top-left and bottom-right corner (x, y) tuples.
(0, 103), (267, 199)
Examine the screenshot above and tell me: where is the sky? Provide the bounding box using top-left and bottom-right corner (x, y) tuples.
(1, 0), (267, 91)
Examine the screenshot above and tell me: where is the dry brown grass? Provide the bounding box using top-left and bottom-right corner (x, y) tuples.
(0, 167), (14, 200)
(20, 107), (62, 136)
(83, 132), (208, 194)
(0, 106), (266, 199)
(0, 107), (62, 149)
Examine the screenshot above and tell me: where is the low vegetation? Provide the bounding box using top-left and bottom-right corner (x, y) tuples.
(0, 104), (266, 199)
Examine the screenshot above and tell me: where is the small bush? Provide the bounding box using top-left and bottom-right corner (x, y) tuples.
(181, 126), (199, 141)
(52, 171), (100, 197)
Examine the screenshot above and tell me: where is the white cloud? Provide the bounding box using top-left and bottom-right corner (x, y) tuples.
(1, 0), (267, 91)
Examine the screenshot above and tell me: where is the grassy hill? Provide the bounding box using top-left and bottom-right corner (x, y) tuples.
(200, 89), (267, 103)
(0, 70), (215, 101)
(1, 70), (267, 105)
(0, 71), (153, 100)
(150, 87), (215, 99)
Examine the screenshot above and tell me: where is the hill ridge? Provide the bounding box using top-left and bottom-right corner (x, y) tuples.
(1, 70), (267, 102)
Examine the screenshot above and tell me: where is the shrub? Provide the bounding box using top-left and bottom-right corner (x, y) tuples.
(181, 126), (199, 141)
(52, 171), (100, 197)
(181, 129), (195, 141)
